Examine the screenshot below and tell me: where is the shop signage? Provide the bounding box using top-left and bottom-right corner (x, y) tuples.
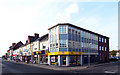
(51, 56), (55, 62)
(75, 52), (77, 54)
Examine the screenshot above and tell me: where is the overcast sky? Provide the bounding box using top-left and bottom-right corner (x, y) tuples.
(0, 0), (118, 57)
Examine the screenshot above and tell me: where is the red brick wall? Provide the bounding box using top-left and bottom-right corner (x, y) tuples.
(98, 36), (109, 63)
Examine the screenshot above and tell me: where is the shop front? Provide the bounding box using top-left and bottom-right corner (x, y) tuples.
(48, 51), (83, 66)
(32, 49), (48, 64)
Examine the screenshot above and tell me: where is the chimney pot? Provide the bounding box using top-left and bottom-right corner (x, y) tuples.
(34, 33), (39, 38)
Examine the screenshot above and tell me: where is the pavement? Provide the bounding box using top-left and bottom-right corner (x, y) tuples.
(0, 58), (2, 75)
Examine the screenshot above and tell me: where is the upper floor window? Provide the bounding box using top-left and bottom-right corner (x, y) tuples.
(35, 48), (37, 50)
(72, 29), (74, 34)
(68, 28), (71, 34)
(99, 37), (101, 42)
(42, 44), (46, 49)
(68, 42), (71, 48)
(59, 26), (67, 34)
(102, 38), (104, 42)
(105, 38), (107, 43)
(105, 47), (107, 51)
(99, 46), (101, 50)
(102, 46), (104, 50)
(59, 40), (67, 48)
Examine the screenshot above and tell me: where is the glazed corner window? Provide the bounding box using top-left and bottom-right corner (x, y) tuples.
(59, 26), (67, 34)
(59, 40), (67, 48)
(99, 37), (101, 42)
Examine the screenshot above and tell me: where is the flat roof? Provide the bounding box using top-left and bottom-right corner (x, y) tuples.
(48, 23), (109, 38)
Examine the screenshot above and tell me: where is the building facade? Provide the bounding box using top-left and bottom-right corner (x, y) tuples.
(31, 34), (49, 64)
(48, 23), (109, 66)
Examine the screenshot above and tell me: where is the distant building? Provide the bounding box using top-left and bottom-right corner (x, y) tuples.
(11, 41), (24, 60)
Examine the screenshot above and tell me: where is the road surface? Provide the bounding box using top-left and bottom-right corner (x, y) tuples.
(1, 59), (120, 75)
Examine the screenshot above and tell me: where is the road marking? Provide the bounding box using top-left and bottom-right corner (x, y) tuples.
(104, 71), (115, 73)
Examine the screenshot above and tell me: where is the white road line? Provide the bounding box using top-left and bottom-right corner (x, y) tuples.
(104, 71), (115, 73)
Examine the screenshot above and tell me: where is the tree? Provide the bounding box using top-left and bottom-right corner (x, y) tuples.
(110, 50), (117, 57)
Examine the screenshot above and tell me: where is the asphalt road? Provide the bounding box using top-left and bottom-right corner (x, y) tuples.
(71, 61), (119, 73)
(2, 61), (69, 73)
(1, 59), (120, 75)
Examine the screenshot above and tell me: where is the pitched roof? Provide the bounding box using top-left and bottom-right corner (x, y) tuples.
(38, 33), (48, 41)
(28, 36), (39, 43)
(48, 23), (109, 38)
(13, 41), (24, 50)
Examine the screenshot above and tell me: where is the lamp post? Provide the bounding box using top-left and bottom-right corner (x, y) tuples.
(88, 43), (92, 66)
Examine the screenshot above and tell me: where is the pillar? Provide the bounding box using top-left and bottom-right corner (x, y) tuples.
(88, 54), (90, 66)
(31, 55), (33, 63)
(66, 56), (70, 66)
(80, 55), (83, 65)
(48, 55), (51, 65)
(38, 54), (40, 64)
(58, 55), (61, 66)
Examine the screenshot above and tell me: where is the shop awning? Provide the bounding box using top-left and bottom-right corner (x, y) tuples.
(32, 50), (48, 55)
(11, 54), (17, 56)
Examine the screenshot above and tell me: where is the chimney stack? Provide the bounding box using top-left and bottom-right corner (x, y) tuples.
(26, 40), (28, 44)
(34, 33), (39, 38)
(12, 43), (16, 47)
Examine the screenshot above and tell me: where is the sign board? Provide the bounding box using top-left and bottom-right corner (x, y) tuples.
(51, 56), (55, 62)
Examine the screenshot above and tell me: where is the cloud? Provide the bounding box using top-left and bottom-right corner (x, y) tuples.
(56, 3), (79, 23)
(0, 0), (54, 56)
(50, 0), (118, 2)
(75, 16), (101, 32)
(76, 16), (118, 51)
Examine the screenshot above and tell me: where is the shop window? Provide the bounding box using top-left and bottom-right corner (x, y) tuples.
(69, 56), (77, 65)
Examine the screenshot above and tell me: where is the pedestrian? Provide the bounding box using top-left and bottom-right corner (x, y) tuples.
(27, 58), (29, 64)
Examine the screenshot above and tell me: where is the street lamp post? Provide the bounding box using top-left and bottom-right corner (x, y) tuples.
(88, 43), (92, 66)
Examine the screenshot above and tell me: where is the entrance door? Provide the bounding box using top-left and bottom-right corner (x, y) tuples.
(62, 56), (66, 65)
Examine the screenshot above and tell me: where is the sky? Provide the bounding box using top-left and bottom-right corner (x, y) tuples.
(0, 0), (118, 57)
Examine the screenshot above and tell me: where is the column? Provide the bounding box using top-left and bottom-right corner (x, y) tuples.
(80, 55), (83, 65)
(88, 54), (90, 66)
(58, 55), (61, 66)
(48, 55), (51, 65)
(66, 56), (70, 66)
(38, 54), (40, 64)
(31, 55), (33, 64)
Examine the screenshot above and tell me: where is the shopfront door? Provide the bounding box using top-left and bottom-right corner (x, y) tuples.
(62, 56), (66, 65)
